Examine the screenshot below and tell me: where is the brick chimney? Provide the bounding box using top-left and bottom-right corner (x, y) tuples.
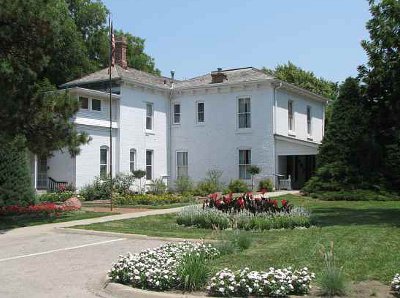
(211, 68), (227, 83)
(115, 37), (128, 69)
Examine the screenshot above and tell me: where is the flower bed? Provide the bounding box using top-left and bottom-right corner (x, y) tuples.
(108, 241), (219, 290)
(207, 267), (315, 297)
(392, 273), (400, 294)
(204, 192), (293, 214)
(113, 193), (192, 206)
(0, 200), (81, 216)
(177, 205), (311, 230)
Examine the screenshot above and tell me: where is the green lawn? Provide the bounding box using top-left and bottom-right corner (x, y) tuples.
(82, 202), (193, 210)
(0, 210), (114, 230)
(75, 195), (400, 283)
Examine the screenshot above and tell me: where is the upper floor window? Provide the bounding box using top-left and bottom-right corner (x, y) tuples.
(239, 149), (251, 180)
(100, 146), (108, 179)
(79, 97), (89, 110)
(288, 100), (294, 132)
(130, 149), (136, 173)
(307, 105), (312, 136)
(197, 102), (204, 123)
(92, 99), (102, 111)
(173, 103), (181, 124)
(146, 150), (153, 180)
(238, 97), (251, 128)
(176, 151), (188, 178)
(146, 103), (153, 130)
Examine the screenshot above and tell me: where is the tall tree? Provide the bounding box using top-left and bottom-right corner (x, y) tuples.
(358, 0), (400, 191)
(262, 62), (338, 100)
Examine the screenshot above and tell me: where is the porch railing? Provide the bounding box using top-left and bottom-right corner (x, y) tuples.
(278, 175), (292, 190)
(48, 177), (68, 192)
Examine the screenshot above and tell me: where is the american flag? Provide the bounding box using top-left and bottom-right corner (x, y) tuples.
(110, 20), (115, 67)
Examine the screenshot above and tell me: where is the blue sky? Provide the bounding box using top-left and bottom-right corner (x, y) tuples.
(103, 0), (371, 82)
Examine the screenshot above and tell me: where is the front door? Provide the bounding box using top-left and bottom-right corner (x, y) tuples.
(37, 157), (48, 189)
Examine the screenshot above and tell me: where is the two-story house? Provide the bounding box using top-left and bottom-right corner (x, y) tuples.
(30, 38), (327, 191)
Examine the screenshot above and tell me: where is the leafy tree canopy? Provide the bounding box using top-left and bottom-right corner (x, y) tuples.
(262, 62), (338, 100)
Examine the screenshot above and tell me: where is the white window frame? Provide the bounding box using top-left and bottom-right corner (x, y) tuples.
(238, 149), (251, 180)
(91, 98), (102, 112)
(237, 97), (251, 129)
(307, 105), (312, 137)
(146, 103), (154, 131)
(176, 151), (188, 179)
(288, 100), (295, 134)
(173, 103), (181, 125)
(196, 101), (205, 124)
(145, 150), (153, 180)
(100, 145), (109, 179)
(79, 96), (89, 110)
(130, 148), (136, 173)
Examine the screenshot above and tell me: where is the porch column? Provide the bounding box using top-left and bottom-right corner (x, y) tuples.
(34, 154), (38, 190)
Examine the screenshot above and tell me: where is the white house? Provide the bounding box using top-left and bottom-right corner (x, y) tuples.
(30, 38), (327, 191)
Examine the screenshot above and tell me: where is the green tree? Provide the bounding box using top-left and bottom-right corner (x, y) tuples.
(358, 0), (400, 191)
(303, 78), (372, 192)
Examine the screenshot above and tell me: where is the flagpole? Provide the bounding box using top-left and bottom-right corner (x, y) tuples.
(108, 14), (113, 211)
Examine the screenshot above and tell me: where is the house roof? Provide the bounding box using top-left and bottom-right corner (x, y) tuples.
(60, 66), (328, 103)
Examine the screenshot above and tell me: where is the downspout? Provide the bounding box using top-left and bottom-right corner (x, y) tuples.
(167, 71), (175, 188)
(272, 81), (282, 189)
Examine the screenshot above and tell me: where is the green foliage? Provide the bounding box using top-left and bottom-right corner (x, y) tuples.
(308, 190), (399, 201)
(258, 179), (274, 192)
(148, 178), (167, 195)
(213, 231), (252, 256)
(174, 176), (194, 194)
(79, 173), (135, 201)
(114, 193), (192, 206)
(0, 137), (35, 207)
(176, 252), (210, 291)
(317, 242), (348, 297)
(177, 206), (231, 229)
(263, 61), (338, 100)
(132, 170), (146, 179)
(247, 165), (261, 175)
(37, 191), (75, 203)
(194, 169), (225, 196)
(228, 179), (249, 193)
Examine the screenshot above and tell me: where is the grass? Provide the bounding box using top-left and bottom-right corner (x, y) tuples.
(0, 210), (114, 230)
(75, 195), (400, 283)
(82, 202), (193, 209)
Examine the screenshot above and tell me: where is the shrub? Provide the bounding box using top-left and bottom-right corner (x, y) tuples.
(148, 178), (167, 195)
(0, 136), (35, 207)
(228, 179), (249, 193)
(174, 176), (193, 194)
(113, 193), (192, 206)
(258, 179), (274, 192)
(207, 267), (315, 297)
(177, 205), (311, 231)
(194, 169), (224, 196)
(176, 252), (210, 291)
(317, 242), (348, 297)
(37, 191), (75, 202)
(108, 241), (219, 291)
(80, 173), (136, 201)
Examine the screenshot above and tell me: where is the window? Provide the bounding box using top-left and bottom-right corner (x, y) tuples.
(239, 149), (251, 179)
(130, 149), (136, 173)
(238, 97), (251, 128)
(79, 97), (89, 109)
(92, 98), (102, 111)
(100, 146), (108, 179)
(197, 102), (204, 123)
(146, 103), (153, 130)
(307, 105), (312, 136)
(176, 152), (188, 178)
(288, 100), (294, 132)
(173, 103), (181, 124)
(146, 150), (153, 180)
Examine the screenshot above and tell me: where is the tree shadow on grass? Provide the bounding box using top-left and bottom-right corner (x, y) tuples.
(311, 207), (400, 227)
